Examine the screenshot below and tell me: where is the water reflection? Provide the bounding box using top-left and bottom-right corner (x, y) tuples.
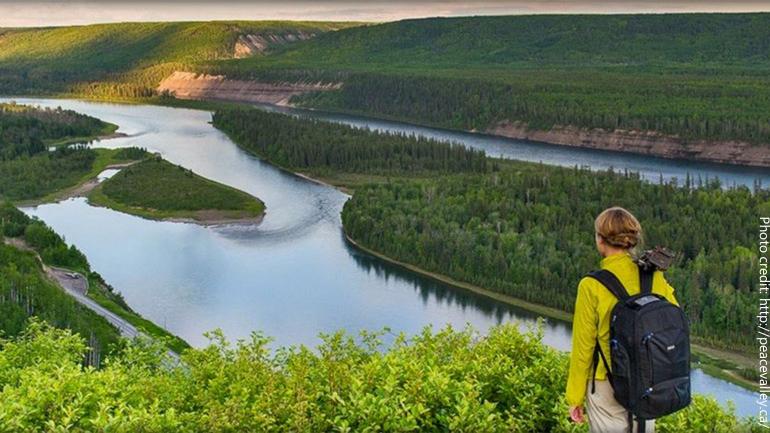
(347, 238), (550, 330)
(259, 103), (770, 189)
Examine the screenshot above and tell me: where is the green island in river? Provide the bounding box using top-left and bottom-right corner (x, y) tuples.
(88, 156), (265, 225)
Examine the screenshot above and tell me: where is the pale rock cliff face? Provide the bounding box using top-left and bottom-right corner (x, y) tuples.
(157, 71), (340, 106)
(488, 120), (770, 168)
(233, 32), (316, 58)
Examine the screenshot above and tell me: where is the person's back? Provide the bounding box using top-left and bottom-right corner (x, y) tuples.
(566, 207), (679, 433)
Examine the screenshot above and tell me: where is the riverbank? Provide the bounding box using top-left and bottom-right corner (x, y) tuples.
(153, 79), (770, 169)
(29, 92), (770, 171)
(87, 158), (266, 226)
(488, 120), (770, 169)
(342, 230), (755, 390)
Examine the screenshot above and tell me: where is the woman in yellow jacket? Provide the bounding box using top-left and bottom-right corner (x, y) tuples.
(566, 207), (678, 433)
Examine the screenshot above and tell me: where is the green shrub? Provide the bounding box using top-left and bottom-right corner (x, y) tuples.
(0, 321), (753, 432)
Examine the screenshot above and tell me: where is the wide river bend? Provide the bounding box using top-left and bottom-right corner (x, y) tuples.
(3, 98), (761, 417)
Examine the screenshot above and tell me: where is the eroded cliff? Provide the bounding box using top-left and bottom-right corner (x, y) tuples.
(157, 71), (340, 106)
(488, 121), (770, 168)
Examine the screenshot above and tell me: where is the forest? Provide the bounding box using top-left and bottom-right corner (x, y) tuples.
(342, 162), (767, 353)
(293, 70), (770, 145)
(0, 102), (117, 156)
(212, 108), (488, 175)
(0, 103), (121, 201)
(0, 318), (755, 432)
(0, 203), (120, 364)
(211, 13), (770, 145)
(0, 146), (97, 201)
(0, 102), (114, 157)
(90, 157), (265, 221)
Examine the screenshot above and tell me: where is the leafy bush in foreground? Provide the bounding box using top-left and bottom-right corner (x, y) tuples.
(0, 320), (754, 432)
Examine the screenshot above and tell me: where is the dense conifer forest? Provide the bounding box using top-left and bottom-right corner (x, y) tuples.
(0, 103), (119, 200)
(212, 108), (488, 175)
(294, 70), (770, 144)
(342, 164), (767, 352)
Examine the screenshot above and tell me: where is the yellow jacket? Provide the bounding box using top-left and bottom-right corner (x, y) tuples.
(565, 252), (678, 407)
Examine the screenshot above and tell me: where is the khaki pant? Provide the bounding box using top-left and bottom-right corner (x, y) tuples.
(586, 380), (654, 433)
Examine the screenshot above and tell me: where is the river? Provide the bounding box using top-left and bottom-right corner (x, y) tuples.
(3, 98), (760, 417)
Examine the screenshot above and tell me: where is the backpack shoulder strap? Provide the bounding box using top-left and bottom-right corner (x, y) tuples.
(586, 269), (630, 301)
(638, 266), (654, 295)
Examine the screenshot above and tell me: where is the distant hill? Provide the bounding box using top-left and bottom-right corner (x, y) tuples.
(0, 21), (356, 96)
(203, 13), (770, 161)
(237, 13), (770, 69)
(2, 15), (770, 163)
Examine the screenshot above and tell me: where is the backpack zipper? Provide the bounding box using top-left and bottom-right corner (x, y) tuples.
(642, 332), (655, 386)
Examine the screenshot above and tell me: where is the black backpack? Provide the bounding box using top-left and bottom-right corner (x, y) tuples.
(587, 266), (691, 432)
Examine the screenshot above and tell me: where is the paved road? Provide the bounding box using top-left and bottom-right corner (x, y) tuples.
(5, 238), (179, 363)
(46, 266), (141, 339)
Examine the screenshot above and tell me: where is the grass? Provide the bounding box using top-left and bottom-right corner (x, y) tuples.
(88, 157), (265, 223)
(0, 21), (360, 97)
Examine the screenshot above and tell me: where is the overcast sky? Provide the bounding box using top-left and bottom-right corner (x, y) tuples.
(2, 1), (770, 27)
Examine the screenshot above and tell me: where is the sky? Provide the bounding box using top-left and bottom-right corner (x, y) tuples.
(1, 0), (770, 27)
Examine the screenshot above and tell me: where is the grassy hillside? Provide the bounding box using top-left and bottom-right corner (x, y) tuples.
(226, 13), (770, 69)
(207, 14), (770, 146)
(89, 157), (265, 223)
(0, 21), (355, 97)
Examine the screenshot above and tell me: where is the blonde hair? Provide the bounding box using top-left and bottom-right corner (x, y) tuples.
(594, 207), (642, 250)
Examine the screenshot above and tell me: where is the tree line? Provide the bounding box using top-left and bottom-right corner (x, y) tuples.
(0, 145), (96, 201)
(342, 163), (767, 352)
(212, 108), (488, 175)
(0, 102), (109, 159)
(0, 103), (117, 201)
(296, 70), (770, 145)
(0, 203), (120, 362)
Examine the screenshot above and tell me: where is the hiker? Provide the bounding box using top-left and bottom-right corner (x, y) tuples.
(566, 207), (688, 433)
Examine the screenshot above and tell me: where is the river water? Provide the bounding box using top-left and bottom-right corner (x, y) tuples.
(4, 98), (760, 417)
